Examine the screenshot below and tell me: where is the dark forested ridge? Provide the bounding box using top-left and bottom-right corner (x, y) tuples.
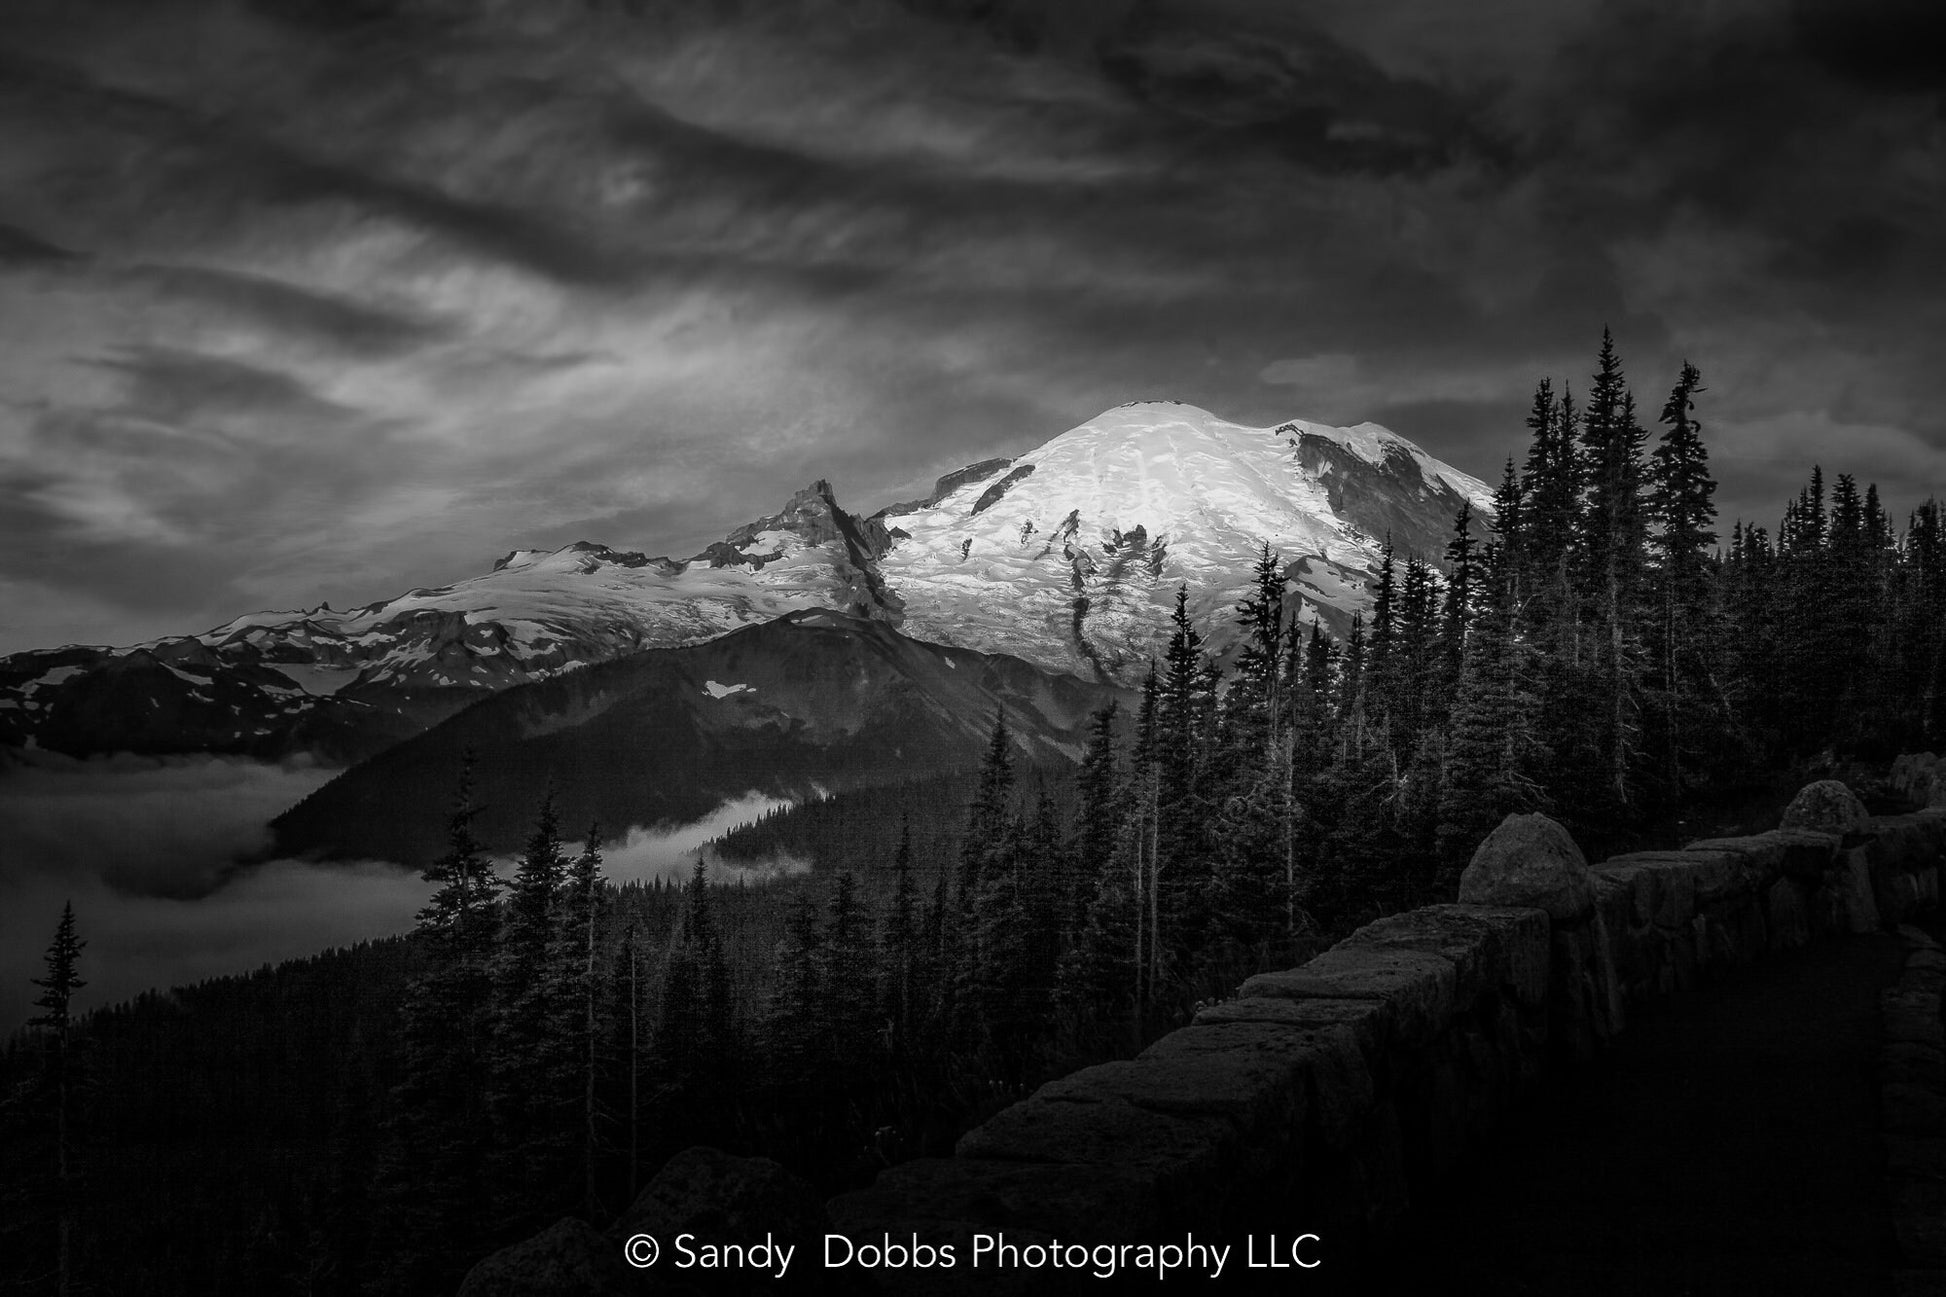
(6, 337), (1945, 1295)
(270, 609), (1121, 866)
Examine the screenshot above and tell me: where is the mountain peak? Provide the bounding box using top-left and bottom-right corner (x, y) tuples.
(872, 401), (1493, 680)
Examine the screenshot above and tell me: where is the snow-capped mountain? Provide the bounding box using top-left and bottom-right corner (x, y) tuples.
(877, 401), (1493, 680)
(0, 402), (1490, 762)
(0, 482), (893, 762)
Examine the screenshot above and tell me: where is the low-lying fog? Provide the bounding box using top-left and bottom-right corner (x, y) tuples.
(0, 753), (801, 1033)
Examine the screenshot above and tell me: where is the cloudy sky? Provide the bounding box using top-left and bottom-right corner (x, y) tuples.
(1, 0), (1942, 654)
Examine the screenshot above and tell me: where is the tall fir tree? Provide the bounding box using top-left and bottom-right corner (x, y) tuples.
(880, 818), (919, 1056)
(1646, 361), (1720, 794)
(553, 825), (609, 1218)
(655, 860), (735, 1098)
(957, 712), (1017, 908)
(375, 759), (503, 1296)
(1156, 586), (1216, 970)
(1437, 543), (1546, 876)
(820, 872), (882, 1073)
(1071, 702), (1124, 941)
(27, 902), (87, 1297)
(1577, 331), (1652, 820)
(1520, 377), (1580, 645)
(765, 892), (826, 1084)
(1439, 501), (1479, 696)
(487, 794), (572, 1227)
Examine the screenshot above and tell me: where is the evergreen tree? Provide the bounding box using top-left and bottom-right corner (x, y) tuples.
(967, 810), (1036, 1079)
(415, 756), (502, 956)
(1366, 539), (1400, 735)
(655, 861), (734, 1097)
(1646, 361), (1719, 793)
(919, 866), (954, 1050)
(27, 902), (87, 1297)
(1155, 586), (1216, 969)
(1521, 377), (1580, 641)
(1070, 702), (1124, 942)
(1336, 613), (1369, 761)
(374, 759), (503, 1295)
(880, 818), (919, 1055)
(1577, 330), (1651, 819)
(1490, 458), (1526, 607)
(1056, 712), (1138, 1039)
(1439, 501), (1478, 695)
(951, 712), (1018, 1048)
(1055, 829), (1140, 1047)
(1396, 556), (1441, 745)
(487, 794), (572, 1225)
(1289, 618), (1337, 780)
(765, 893), (825, 1084)
(554, 826), (609, 1217)
(1022, 784), (1070, 994)
(1210, 757), (1296, 954)
(1130, 662), (1163, 1013)
(820, 872), (881, 1071)
(958, 712), (1017, 907)
(1234, 542), (1288, 714)
(1437, 545), (1546, 876)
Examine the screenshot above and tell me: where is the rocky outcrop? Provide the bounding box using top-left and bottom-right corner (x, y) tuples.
(1894, 753), (1946, 809)
(1457, 813), (1595, 920)
(465, 1149), (821, 1297)
(616, 1147), (826, 1261)
(876, 457), (1014, 517)
(969, 464), (1036, 516)
(1780, 779), (1870, 833)
(456, 1218), (637, 1297)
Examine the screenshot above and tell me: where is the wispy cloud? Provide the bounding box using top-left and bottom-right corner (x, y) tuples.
(0, 0), (1939, 651)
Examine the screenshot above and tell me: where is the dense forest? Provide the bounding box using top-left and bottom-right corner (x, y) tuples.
(5, 333), (1945, 1295)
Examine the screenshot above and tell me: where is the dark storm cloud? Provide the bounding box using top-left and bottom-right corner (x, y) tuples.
(0, 0), (1940, 650)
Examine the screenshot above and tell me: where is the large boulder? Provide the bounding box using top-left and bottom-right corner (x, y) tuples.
(1457, 813), (1595, 922)
(457, 1217), (636, 1297)
(616, 1146), (826, 1264)
(1779, 779), (1869, 834)
(1892, 753), (1946, 809)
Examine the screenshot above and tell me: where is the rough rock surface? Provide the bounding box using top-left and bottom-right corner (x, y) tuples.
(617, 1147), (826, 1257)
(456, 1218), (636, 1297)
(1894, 754), (1946, 809)
(1781, 779), (1870, 834)
(1458, 814), (1595, 921)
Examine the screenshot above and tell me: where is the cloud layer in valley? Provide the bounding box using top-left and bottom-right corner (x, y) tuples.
(0, 0), (1941, 652)
(0, 754), (805, 1031)
(0, 753), (421, 1030)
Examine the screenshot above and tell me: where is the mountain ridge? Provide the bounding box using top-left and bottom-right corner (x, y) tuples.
(268, 607), (1126, 865)
(0, 401), (1490, 762)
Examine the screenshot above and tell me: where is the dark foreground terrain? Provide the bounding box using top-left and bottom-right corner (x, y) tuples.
(1394, 930), (1907, 1296)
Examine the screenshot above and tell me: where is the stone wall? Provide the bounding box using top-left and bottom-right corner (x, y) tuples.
(825, 789), (1946, 1292)
(1881, 924), (1946, 1286)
